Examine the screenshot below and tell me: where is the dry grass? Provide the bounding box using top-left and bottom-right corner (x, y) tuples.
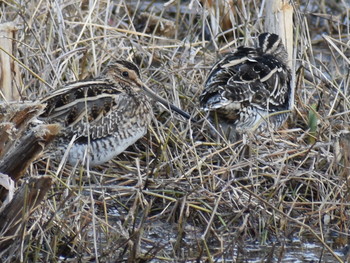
(1, 0), (350, 262)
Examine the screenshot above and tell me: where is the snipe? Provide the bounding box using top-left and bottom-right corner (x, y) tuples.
(40, 60), (191, 166)
(200, 32), (292, 139)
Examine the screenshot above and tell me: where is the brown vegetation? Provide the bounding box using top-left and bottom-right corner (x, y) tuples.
(0, 0), (349, 262)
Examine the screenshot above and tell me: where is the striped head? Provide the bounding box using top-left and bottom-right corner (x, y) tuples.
(257, 33), (288, 63)
(103, 60), (144, 92)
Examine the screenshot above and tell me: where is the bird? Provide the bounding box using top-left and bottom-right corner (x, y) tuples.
(40, 60), (191, 167)
(200, 32), (292, 139)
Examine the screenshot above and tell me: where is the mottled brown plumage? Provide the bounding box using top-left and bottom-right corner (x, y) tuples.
(40, 60), (189, 166)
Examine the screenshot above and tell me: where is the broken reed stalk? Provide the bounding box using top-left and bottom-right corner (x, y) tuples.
(0, 102), (60, 201)
(0, 22), (21, 101)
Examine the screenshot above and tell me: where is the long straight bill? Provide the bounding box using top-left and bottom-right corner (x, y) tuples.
(142, 85), (194, 122)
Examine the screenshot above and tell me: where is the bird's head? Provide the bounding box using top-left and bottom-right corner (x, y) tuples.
(103, 60), (144, 91)
(257, 32), (288, 63)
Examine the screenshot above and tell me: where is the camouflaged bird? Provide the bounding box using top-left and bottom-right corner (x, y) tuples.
(200, 32), (292, 138)
(40, 60), (190, 166)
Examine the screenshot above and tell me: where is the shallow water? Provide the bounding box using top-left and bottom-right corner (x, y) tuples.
(139, 220), (349, 262)
(229, 237), (347, 263)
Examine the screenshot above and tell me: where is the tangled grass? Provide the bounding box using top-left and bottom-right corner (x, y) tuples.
(0, 0), (350, 262)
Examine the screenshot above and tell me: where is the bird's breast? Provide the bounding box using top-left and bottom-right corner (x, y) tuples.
(68, 126), (148, 166)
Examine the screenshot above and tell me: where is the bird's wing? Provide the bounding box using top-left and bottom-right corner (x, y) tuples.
(40, 79), (135, 140)
(201, 48), (291, 112)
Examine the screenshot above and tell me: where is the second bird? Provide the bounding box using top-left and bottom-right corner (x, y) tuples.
(200, 32), (292, 139)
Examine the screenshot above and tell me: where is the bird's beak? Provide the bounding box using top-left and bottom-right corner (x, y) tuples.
(141, 84), (194, 121)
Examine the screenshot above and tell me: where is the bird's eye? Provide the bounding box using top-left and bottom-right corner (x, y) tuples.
(122, 71), (129, 77)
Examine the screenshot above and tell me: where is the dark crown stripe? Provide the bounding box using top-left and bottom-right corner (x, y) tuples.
(258, 33), (280, 53)
(114, 60), (140, 77)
